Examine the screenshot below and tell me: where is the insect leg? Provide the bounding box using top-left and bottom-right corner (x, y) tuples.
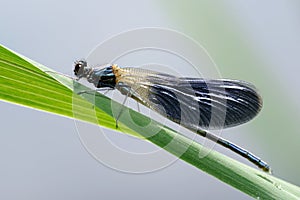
(114, 83), (142, 128)
(77, 88), (114, 95)
(136, 101), (141, 112)
(44, 71), (78, 80)
(115, 88), (131, 128)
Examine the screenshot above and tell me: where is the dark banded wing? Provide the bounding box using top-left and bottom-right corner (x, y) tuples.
(116, 68), (263, 130)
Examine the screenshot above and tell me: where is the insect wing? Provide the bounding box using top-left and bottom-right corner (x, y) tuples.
(115, 68), (262, 130)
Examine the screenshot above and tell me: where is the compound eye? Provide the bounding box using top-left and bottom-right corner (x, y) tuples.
(73, 63), (81, 75)
(73, 60), (87, 76)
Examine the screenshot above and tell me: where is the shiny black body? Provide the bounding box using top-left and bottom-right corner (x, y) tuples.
(74, 60), (116, 88)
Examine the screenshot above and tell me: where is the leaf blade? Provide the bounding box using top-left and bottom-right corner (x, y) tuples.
(0, 44), (299, 199)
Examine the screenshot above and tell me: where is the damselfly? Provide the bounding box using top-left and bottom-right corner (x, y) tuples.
(73, 60), (270, 172)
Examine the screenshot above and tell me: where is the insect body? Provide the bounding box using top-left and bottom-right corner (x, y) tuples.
(74, 60), (270, 172)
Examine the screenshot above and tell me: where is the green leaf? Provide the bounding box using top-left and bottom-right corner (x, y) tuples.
(0, 44), (299, 199)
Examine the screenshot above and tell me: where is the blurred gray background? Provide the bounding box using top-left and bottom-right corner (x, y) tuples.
(1, 1), (299, 199)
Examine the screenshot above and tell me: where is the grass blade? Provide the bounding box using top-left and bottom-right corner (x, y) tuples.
(0, 44), (299, 199)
